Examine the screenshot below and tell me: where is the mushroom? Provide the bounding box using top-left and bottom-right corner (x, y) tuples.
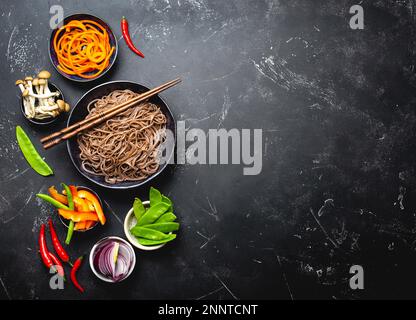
(32, 78), (39, 93)
(16, 72), (64, 121)
(24, 76), (37, 111)
(21, 88), (35, 118)
(15, 79), (26, 93)
(36, 78), (47, 106)
(56, 100), (66, 113)
(37, 70), (54, 103)
(24, 75), (58, 100)
(16, 80), (33, 118)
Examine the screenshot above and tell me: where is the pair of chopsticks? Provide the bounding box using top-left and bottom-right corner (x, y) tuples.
(40, 78), (181, 149)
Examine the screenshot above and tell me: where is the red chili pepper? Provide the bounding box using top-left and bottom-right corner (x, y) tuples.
(48, 252), (65, 279)
(121, 16), (145, 58)
(39, 224), (54, 270)
(70, 256), (85, 293)
(48, 219), (70, 264)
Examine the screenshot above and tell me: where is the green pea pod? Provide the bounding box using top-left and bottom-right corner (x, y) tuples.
(36, 194), (70, 210)
(61, 184), (74, 210)
(61, 183), (74, 245)
(137, 234), (177, 246)
(155, 212), (176, 223)
(16, 126), (53, 176)
(137, 202), (169, 226)
(130, 226), (170, 240)
(66, 221), (74, 245)
(149, 187), (162, 206)
(133, 198), (145, 221)
(142, 222), (179, 233)
(161, 195), (173, 211)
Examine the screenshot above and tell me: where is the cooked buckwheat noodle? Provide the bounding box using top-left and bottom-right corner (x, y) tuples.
(77, 89), (167, 184)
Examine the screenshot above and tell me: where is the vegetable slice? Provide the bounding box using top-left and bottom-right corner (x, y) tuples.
(149, 187), (162, 206)
(161, 195), (173, 211)
(130, 226), (170, 240)
(77, 189), (106, 225)
(61, 183), (75, 245)
(155, 212), (177, 223)
(142, 222), (179, 233)
(48, 186), (68, 205)
(137, 234), (177, 246)
(58, 209), (99, 222)
(137, 202), (169, 226)
(133, 198), (145, 221)
(16, 126), (53, 176)
(36, 194), (70, 210)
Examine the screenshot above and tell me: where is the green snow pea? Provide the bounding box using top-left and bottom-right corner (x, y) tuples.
(61, 183), (74, 245)
(137, 202), (169, 226)
(133, 198), (146, 221)
(161, 195), (173, 211)
(149, 187), (162, 206)
(155, 212), (177, 223)
(36, 194), (70, 210)
(130, 226), (170, 240)
(142, 222), (179, 233)
(137, 234), (177, 246)
(16, 126), (53, 176)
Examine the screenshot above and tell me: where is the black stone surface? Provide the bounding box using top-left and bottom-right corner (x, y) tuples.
(1, 0), (416, 300)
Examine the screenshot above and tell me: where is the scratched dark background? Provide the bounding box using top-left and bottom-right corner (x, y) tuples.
(0, 0), (415, 300)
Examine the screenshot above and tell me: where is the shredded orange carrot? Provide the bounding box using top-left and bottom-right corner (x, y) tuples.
(53, 20), (115, 79)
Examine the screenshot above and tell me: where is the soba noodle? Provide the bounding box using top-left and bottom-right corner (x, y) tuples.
(77, 89), (167, 184)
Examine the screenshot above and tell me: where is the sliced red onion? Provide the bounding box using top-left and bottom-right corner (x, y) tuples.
(93, 239), (134, 282)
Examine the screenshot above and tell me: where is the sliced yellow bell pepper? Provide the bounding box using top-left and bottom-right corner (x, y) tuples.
(77, 190), (106, 225)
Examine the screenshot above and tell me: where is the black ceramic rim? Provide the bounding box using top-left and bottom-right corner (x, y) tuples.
(66, 80), (177, 190)
(48, 13), (118, 83)
(21, 82), (64, 126)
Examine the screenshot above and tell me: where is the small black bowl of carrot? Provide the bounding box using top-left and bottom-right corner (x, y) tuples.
(49, 13), (118, 82)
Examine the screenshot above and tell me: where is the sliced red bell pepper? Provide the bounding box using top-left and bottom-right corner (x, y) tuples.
(58, 209), (99, 222)
(77, 190), (106, 225)
(48, 186), (68, 205)
(69, 185), (78, 197)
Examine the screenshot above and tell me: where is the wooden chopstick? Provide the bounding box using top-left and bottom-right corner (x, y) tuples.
(40, 78), (181, 144)
(41, 78), (181, 149)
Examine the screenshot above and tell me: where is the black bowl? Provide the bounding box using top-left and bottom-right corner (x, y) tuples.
(21, 82), (64, 126)
(49, 13), (118, 82)
(59, 186), (101, 232)
(67, 81), (176, 189)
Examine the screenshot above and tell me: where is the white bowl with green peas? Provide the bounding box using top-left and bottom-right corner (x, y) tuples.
(124, 194), (179, 251)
